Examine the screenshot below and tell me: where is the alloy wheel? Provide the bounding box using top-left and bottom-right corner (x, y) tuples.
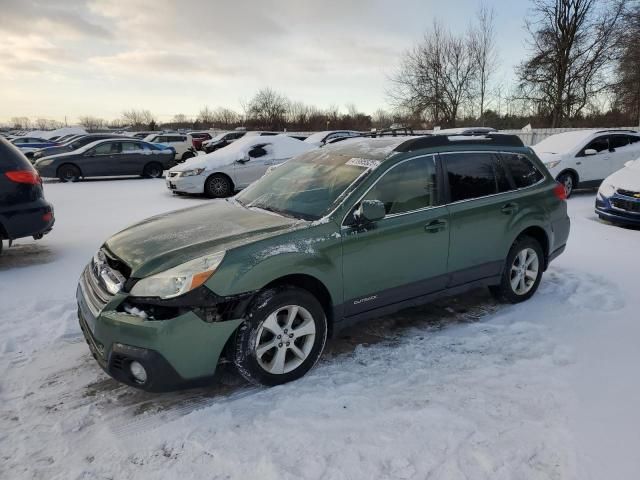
(510, 248), (539, 295)
(209, 177), (228, 196)
(255, 305), (316, 375)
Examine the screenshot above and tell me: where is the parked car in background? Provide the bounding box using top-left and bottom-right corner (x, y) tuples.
(31, 134), (124, 161)
(202, 131), (247, 153)
(34, 138), (176, 182)
(303, 130), (361, 147)
(595, 157), (640, 226)
(144, 133), (195, 161)
(166, 134), (316, 197)
(11, 137), (60, 159)
(131, 131), (157, 139)
(77, 133), (569, 391)
(188, 132), (213, 151)
(532, 129), (640, 197)
(0, 138), (54, 255)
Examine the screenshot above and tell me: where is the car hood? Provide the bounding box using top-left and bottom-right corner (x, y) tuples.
(105, 199), (304, 278)
(169, 148), (240, 172)
(604, 164), (640, 191)
(531, 149), (564, 164)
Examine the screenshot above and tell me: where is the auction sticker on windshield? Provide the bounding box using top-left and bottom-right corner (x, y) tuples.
(345, 158), (381, 169)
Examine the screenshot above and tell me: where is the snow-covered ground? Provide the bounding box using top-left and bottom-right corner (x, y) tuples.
(1, 180), (638, 480)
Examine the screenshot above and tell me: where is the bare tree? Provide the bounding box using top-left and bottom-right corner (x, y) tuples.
(389, 21), (477, 127)
(78, 116), (105, 132)
(470, 3), (499, 125)
(121, 109), (155, 128)
(245, 88), (289, 130)
(11, 117), (30, 129)
(213, 108), (240, 128)
(197, 106), (215, 127)
(517, 0), (627, 127)
(613, 2), (640, 125)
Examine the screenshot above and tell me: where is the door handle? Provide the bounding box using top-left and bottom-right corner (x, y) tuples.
(424, 219), (447, 233)
(501, 203), (519, 215)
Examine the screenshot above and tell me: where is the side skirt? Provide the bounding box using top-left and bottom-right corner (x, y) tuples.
(333, 275), (501, 334)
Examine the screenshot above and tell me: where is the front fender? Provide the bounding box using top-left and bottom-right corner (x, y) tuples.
(207, 221), (343, 304)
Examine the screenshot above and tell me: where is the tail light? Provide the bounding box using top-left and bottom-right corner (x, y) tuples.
(5, 170), (42, 185)
(553, 182), (567, 200)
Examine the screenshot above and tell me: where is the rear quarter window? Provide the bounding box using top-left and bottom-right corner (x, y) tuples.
(502, 154), (544, 188)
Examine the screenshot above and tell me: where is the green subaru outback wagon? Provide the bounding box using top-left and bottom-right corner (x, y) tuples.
(77, 134), (570, 391)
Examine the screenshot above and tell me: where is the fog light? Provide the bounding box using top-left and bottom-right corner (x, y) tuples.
(129, 361), (148, 384)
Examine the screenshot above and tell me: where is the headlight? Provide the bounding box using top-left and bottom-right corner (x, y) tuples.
(544, 160), (561, 169)
(130, 251), (225, 299)
(36, 159), (53, 166)
(598, 183), (615, 198)
(181, 168), (205, 177)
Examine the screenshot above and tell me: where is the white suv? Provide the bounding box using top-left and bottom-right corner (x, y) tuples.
(532, 129), (640, 197)
(144, 133), (195, 161)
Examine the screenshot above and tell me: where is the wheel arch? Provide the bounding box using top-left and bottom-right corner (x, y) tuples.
(556, 168), (579, 185)
(263, 273), (335, 338)
(515, 225), (550, 270)
(206, 171), (235, 192)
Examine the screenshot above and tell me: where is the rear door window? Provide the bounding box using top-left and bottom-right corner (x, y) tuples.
(122, 142), (144, 152)
(502, 154), (544, 188)
(610, 135), (630, 150)
(445, 152), (510, 202)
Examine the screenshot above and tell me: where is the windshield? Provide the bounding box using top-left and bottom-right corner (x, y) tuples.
(235, 150), (378, 220)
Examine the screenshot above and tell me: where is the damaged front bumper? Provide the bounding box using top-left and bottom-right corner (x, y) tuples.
(77, 282), (245, 392)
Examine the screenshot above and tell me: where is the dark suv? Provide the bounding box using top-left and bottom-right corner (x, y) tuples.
(0, 138), (54, 254)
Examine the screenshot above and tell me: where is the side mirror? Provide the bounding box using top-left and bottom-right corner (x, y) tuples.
(84, 149), (95, 157)
(236, 155), (249, 164)
(354, 199), (386, 224)
(584, 148), (598, 156)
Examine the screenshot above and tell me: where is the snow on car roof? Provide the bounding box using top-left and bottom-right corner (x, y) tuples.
(532, 130), (601, 154)
(322, 136), (409, 160)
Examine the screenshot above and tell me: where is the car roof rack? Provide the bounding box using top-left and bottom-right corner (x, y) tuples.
(394, 133), (524, 152)
(595, 129), (638, 134)
(360, 126), (421, 138)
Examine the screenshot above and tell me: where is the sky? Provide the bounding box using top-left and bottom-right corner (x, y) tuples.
(0, 0), (531, 124)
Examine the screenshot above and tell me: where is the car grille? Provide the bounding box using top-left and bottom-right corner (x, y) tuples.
(617, 188), (640, 199)
(611, 198), (640, 214)
(79, 249), (128, 316)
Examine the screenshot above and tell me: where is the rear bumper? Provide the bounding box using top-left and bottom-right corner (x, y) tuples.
(0, 199), (54, 240)
(76, 283), (243, 392)
(595, 195), (640, 226)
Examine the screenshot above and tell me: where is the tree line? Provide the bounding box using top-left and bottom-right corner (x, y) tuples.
(7, 0), (640, 132)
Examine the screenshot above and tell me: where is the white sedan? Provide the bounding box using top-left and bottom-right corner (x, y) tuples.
(166, 135), (316, 198)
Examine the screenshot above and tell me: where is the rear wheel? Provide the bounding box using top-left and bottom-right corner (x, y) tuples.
(557, 172), (576, 198)
(232, 286), (327, 386)
(490, 235), (544, 303)
(57, 164), (81, 182)
(181, 151), (195, 161)
(142, 162), (163, 178)
(204, 174), (232, 198)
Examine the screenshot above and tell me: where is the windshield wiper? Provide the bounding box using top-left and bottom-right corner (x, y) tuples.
(249, 204), (297, 219)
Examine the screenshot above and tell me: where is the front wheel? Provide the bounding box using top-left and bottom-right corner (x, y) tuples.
(232, 287), (328, 386)
(204, 174), (232, 198)
(490, 235), (544, 303)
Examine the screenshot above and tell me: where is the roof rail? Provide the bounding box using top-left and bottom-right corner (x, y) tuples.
(394, 133), (524, 152)
(595, 129), (638, 134)
(361, 127), (421, 138)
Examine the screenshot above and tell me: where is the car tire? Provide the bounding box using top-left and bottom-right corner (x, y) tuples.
(142, 162), (164, 179)
(204, 174), (232, 198)
(557, 172), (576, 198)
(57, 164), (81, 183)
(232, 286), (328, 386)
(181, 152), (195, 161)
(489, 235), (544, 304)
